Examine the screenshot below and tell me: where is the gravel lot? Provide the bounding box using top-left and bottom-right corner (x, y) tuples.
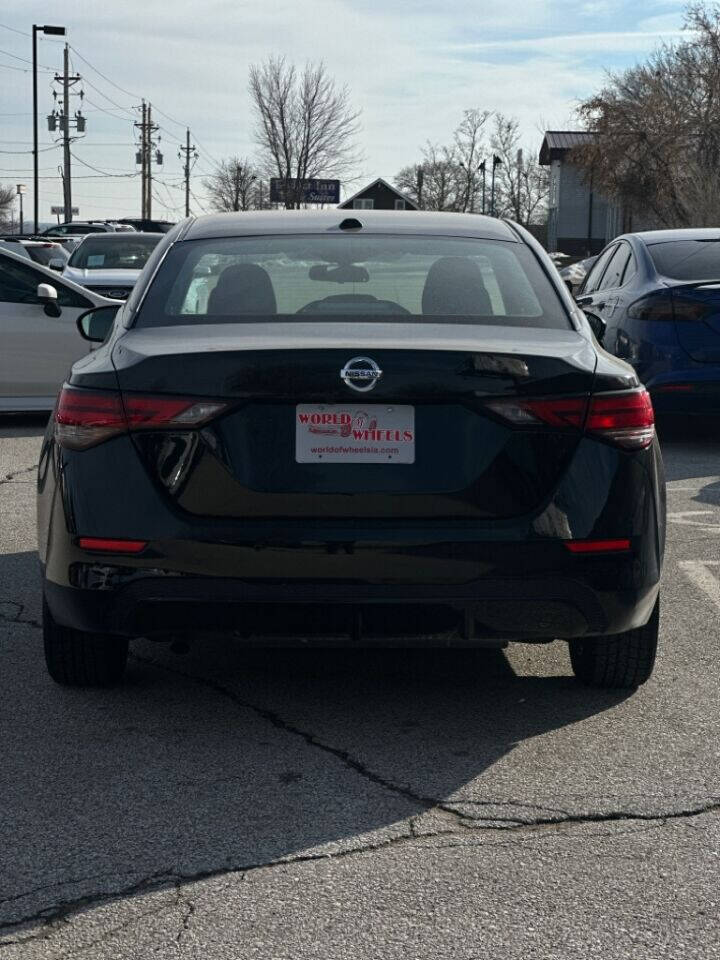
(1, 415), (719, 958)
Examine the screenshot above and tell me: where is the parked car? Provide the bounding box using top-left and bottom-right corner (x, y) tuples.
(0, 239), (33, 260)
(117, 217), (176, 233)
(560, 255), (597, 295)
(575, 229), (720, 413)
(38, 211), (665, 689)
(61, 232), (163, 299)
(0, 246), (117, 412)
(40, 221), (135, 238)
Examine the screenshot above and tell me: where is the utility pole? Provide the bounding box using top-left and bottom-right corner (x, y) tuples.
(33, 24), (65, 232)
(146, 103), (153, 219)
(49, 44), (83, 224)
(178, 128), (198, 217)
(490, 154), (502, 217)
(62, 44), (71, 223)
(137, 100), (147, 219)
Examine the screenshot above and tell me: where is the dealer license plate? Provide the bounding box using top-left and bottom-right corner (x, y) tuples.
(295, 404), (415, 464)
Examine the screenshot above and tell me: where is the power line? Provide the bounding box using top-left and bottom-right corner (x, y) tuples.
(69, 45), (142, 100)
(70, 152), (137, 177)
(0, 22), (29, 37)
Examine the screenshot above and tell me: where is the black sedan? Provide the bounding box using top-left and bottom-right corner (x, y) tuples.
(576, 228), (720, 413)
(37, 211), (665, 689)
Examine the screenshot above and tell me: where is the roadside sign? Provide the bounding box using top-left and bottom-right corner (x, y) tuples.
(51, 206), (79, 215)
(269, 179), (340, 205)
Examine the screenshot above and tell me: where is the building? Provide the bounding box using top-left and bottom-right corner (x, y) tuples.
(540, 131), (611, 256)
(338, 178), (418, 211)
(540, 131), (660, 256)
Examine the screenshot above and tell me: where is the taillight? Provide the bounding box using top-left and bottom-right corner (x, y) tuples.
(485, 395), (588, 428)
(55, 386), (227, 450)
(585, 390), (654, 449)
(485, 389), (654, 450)
(627, 291), (674, 322)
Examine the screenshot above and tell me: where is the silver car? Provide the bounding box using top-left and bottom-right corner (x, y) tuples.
(0, 246), (116, 412)
(62, 232), (163, 300)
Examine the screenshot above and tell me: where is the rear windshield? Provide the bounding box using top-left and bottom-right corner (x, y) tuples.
(135, 234), (571, 329)
(648, 239), (720, 281)
(69, 235), (161, 270)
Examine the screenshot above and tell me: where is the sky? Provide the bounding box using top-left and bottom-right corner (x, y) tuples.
(0, 0), (689, 224)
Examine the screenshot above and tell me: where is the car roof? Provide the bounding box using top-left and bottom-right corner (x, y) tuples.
(183, 210), (520, 242)
(73, 232), (164, 242)
(627, 228), (720, 245)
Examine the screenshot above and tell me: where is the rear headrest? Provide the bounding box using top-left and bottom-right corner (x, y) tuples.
(422, 257), (492, 316)
(207, 263), (277, 315)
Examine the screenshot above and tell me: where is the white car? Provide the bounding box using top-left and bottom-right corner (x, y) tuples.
(61, 232), (163, 300)
(0, 246), (118, 412)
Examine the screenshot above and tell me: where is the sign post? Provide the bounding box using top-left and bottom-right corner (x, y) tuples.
(51, 204), (78, 224)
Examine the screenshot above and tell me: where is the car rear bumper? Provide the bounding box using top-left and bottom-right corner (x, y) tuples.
(44, 562), (660, 643)
(646, 369), (720, 414)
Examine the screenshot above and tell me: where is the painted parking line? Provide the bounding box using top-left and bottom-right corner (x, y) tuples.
(668, 511), (720, 533)
(679, 560), (720, 611)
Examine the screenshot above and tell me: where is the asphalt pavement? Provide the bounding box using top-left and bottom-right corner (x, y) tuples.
(1, 415), (719, 958)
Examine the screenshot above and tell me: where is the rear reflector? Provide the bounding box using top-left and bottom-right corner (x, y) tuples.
(55, 386), (227, 450)
(486, 389), (654, 450)
(564, 539), (631, 554)
(77, 537), (148, 554)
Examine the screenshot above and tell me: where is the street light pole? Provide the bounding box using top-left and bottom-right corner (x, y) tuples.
(32, 24), (65, 233)
(490, 154), (502, 217)
(16, 184), (26, 235)
(479, 161), (487, 215)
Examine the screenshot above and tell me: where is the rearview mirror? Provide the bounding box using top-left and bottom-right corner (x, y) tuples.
(48, 258), (66, 272)
(77, 304), (121, 343)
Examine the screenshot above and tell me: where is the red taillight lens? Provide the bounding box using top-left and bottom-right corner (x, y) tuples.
(564, 539), (631, 554)
(77, 537), (148, 554)
(485, 388), (654, 450)
(55, 387), (126, 450)
(55, 386), (227, 450)
(586, 389), (655, 449)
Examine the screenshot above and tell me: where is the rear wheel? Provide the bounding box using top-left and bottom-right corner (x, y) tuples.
(43, 597), (128, 686)
(569, 598), (659, 689)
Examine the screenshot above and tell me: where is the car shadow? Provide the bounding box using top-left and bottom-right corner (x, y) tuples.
(1, 549), (631, 935)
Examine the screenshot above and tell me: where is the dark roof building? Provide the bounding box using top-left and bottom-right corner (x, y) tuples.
(338, 178), (419, 212)
(540, 130), (660, 256)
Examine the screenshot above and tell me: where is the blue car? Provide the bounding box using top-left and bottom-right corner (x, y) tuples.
(576, 228), (720, 413)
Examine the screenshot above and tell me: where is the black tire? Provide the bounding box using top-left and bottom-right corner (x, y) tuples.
(43, 597), (128, 686)
(569, 598), (659, 689)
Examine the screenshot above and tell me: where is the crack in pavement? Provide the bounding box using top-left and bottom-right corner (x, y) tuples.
(4, 646), (720, 941)
(0, 600), (42, 630)
(0, 463), (38, 484)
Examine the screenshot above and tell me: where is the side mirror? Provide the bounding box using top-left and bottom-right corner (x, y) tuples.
(37, 282), (58, 302)
(76, 304), (121, 343)
(48, 258), (66, 272)
(583, 310), (607, 343)
(37, 282), (61, 317)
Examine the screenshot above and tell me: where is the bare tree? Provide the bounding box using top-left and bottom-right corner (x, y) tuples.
(0, 184), (15, 230)
(454, 109), (491, 213)
(395, 110), (491, 212)
(491, 114), (549, 225)
(249, 56), (361, 208)
(203, 157), (260, 212)
(575, 2), (720, 227)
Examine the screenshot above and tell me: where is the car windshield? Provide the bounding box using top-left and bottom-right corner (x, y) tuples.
(136, 234), (570, 328)
(69, 235), (161, 270)
(648, 239), (720, 280)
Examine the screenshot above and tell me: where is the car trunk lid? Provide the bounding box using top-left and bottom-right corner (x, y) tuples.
(111, 322), (598, 521)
